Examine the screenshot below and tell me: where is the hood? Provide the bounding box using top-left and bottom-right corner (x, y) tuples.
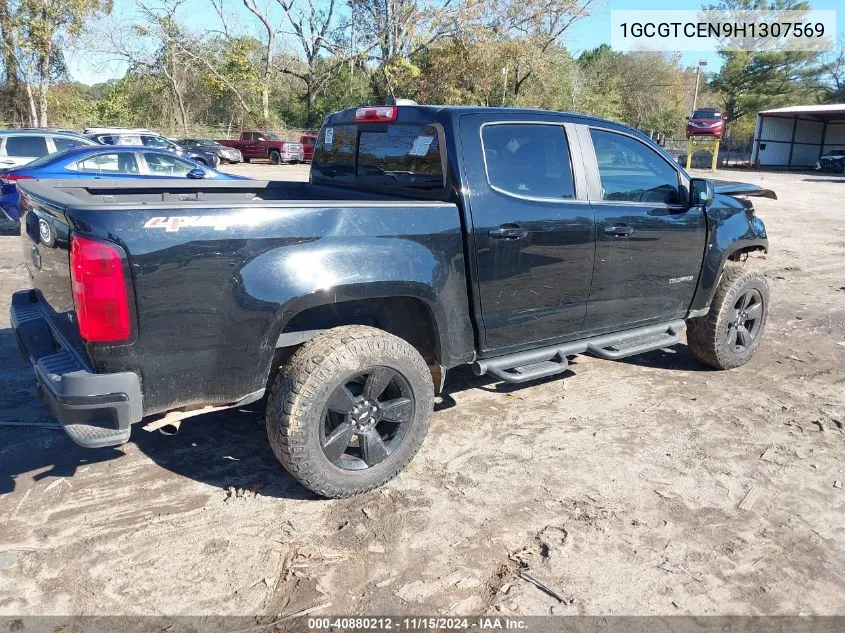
(713, 180), (777, 200)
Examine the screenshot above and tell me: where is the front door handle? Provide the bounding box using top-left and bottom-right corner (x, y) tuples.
(489, 224), (528, 240)
(604, 224), (635, 237)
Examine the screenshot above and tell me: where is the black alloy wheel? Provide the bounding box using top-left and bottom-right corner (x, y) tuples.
(320, 367), (415, 470)
(726, 288), (764, 352)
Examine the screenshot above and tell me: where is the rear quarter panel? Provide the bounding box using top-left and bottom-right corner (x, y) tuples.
(64, 201), (473, 416)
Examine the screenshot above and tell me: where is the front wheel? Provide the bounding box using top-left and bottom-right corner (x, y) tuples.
(266, 326), (434, 498)
(686, 264), (769, 369)
(269, 151), (281, 165)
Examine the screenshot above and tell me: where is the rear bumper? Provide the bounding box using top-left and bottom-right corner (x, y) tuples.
(10, 290), (142, 448)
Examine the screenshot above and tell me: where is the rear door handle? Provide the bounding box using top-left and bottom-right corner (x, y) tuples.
(603, 224), (635, 237)
(489, 224), (528, 240)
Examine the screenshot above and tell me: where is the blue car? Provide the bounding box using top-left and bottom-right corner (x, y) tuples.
(0, 145), (247, 223)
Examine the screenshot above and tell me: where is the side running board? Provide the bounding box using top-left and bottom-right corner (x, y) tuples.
(473, 320), (686, 384)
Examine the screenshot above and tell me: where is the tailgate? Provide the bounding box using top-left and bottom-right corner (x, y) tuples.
(18, 190), (84, 350)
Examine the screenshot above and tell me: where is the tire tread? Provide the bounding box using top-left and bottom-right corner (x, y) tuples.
(687, 263), (769, 370)
(266, 325), (433, 498)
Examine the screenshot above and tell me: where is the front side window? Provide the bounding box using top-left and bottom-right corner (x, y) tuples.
(481, 124), (575, 199)
(5, 136), (48, 157)
(78, 152), (139, 174)
(143, 152), (194, 176)
(589, 129), (680, 205)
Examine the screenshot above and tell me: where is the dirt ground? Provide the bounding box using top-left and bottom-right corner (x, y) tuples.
(0, 165), (843, 617)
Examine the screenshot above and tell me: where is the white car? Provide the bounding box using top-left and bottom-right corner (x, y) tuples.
(0, 130), (96, 168)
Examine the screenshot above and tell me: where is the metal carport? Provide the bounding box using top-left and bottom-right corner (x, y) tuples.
(751, 104), (845, 169)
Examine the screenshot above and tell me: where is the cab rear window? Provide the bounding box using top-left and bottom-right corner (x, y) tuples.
(312, 123), (444, 191)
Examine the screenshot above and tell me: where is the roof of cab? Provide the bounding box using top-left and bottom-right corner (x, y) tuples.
(326, 104), (642, 138)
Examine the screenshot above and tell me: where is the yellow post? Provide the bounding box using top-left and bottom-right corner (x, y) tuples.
(686, 138), (693, 171)
(710, 137), (721, 172)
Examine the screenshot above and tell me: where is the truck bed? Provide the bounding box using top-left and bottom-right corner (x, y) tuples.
(16, 177), (471, 421)
(18, 178), (442, 208)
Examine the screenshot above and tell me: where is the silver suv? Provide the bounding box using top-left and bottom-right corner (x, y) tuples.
(0, 129), (95, 168)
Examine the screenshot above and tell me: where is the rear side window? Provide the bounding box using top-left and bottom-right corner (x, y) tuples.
(143, 152), (194, 176)
(481, 124), (575, 199)
(78, 153), (139, 174)
(312, 123), (444, 190)
(5, 136), (48, 157)
(589, 129), (680, 205)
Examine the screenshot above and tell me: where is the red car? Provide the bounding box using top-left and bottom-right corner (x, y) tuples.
(686, 108), (726, 138)
(300, 134), (317, 162)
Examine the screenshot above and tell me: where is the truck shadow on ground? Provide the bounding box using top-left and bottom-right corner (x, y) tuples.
(0, 320), (709, 501)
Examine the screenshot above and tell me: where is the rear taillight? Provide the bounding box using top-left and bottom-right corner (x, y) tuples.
(1, 174), (33, 182)
(70, 234), (132, 343)
(355, 106), (398, 123)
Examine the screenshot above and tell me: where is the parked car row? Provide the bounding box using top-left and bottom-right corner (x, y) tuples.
(0, 125), (317, 226)
(0, 128), (246, 225)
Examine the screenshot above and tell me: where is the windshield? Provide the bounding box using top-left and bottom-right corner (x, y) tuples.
(266, 133), (281, 140)
(692, 110), (721, 120)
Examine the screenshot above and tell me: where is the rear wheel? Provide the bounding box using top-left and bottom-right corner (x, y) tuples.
(266, 326), (434, 498)
(687, 264), (769, 369)
(269, 150), (281, 165)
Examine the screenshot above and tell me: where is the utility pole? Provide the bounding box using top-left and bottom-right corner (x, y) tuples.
(501, 65), (508, 106)
(691, 58), (707, 113)
(349, 0), (355, 82)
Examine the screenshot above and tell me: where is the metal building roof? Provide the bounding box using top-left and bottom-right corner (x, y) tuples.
(758, 104), (845, 120)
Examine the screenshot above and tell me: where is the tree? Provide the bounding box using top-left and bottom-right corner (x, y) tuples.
(3, 0), (112, 126)
(819, 40), (845, 103)
(276, 0), (340, 126)
(354, 0), (468, 99)
(489, 0), (595, 99)
(134, 0), (195, 135)
(706, 0), (825, 131)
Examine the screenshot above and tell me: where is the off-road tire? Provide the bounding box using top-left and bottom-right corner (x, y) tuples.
(266, 326), (434, 498)
(269, 150), (281, 165)
(687, 264), (769, 370)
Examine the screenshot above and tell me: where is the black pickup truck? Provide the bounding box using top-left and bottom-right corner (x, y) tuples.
(11, 105), (773, 497)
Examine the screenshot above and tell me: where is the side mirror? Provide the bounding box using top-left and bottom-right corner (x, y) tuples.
(689, 178), (713, 207)
(187, 168), (206, 180)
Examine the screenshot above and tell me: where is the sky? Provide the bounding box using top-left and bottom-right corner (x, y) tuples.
(65, 0), (842, 86)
